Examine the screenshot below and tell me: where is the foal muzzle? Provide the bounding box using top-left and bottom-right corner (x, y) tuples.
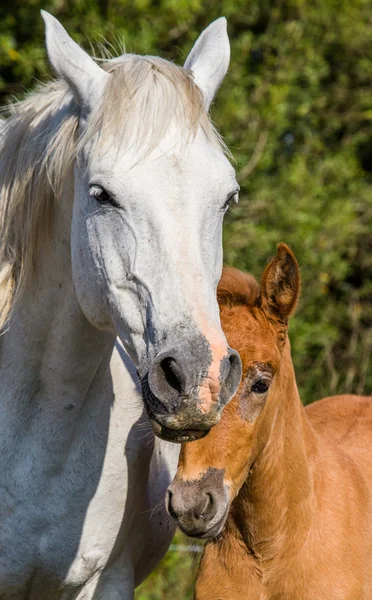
(166, 468), (230, 538)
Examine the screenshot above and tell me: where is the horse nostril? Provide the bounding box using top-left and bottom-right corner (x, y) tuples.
(221, 349), (242, 400)
(160, 356), (185, 394)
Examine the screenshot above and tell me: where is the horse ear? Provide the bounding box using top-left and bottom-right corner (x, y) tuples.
(41, 11), (108, 112)
(184, 17), (230, 111)
(260, 244), (300, 323)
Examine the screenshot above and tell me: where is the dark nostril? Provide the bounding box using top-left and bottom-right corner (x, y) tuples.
(194, 493), (213, 520)
(220, 350), (241, 385)
(166, 489), (177, 519)
(228, 352), (239, 380)
(221, 349), (242, 399)
(207, 492), (214, 508)
(160, 356), (185, 394)
(166, 486), (217, 523)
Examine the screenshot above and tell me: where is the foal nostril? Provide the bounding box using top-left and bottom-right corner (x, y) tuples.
(160, 356), (185, 394)
(166, 486), (217, 523)
(194, 493), (214, 520)
(166, 489), (176, 520)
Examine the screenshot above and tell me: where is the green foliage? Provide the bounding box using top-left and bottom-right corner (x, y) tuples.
(1, 0), (372, 596)
(220, 0), (372, 403)
(135, 533), (202, 600)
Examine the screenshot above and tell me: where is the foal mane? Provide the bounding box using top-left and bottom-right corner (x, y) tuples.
(0, 53), (225, 330)
(217, 267), (260, 308)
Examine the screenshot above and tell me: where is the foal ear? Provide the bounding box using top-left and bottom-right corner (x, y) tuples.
(184, 17), (230, 111)
(41, 11), (108, 112)
(260, 244), (300, 323)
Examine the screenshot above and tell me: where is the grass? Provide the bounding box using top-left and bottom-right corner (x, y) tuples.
(135, 532), (203, 600)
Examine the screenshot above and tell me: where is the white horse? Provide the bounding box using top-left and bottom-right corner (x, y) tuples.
(0, 11), (241, 600)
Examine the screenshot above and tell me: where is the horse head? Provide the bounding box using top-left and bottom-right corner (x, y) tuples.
(39, 13), (242, 442)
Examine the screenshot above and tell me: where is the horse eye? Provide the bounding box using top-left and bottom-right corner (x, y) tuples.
(222, 190), (239, 212)
(251, 379), (269, 394)
(89, 185), (116, 206)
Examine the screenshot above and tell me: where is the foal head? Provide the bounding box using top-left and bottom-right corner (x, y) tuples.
(166, 244), (300, 537)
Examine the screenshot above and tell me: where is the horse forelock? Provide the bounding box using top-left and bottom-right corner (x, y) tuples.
(0, 53), (226, 331)
(81, 55), (226, 160)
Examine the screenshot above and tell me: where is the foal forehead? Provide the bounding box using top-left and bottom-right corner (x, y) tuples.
(221, 305), (281, 368)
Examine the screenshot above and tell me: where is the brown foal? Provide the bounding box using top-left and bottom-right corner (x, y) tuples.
(166, 244), (372, 600)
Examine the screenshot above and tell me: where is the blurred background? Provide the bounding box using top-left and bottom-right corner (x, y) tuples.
(1, 0), (371, 597)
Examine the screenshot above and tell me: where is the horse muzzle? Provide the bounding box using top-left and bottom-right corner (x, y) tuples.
(141, 340), (241, 442)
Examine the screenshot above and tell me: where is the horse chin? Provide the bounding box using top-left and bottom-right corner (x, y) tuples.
(149, 416), (209, 443)
(141, 378), (211, 442)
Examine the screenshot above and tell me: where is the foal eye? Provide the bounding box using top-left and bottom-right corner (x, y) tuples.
(222, 190), (239, 212)
(89, 185), (117, 207)
(251, 379), (269, 394)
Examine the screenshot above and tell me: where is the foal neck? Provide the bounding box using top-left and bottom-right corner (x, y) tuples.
(233, 342), (318, 563)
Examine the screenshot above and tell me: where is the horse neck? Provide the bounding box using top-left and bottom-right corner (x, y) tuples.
(0, 172), (115, 422)
(233, 341), (318, 564)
